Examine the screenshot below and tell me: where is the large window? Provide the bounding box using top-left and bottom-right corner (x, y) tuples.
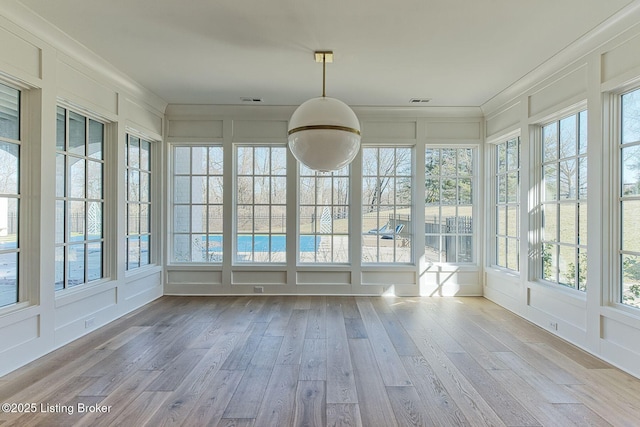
(541, 111), (587, 290)
(172, 145), (223, 263)
(55, 107), (105, 290)
(620, 89), (640, 308)
(362, 147), (412, 263)
(0, 83), (20, 307)
(299, 164), (349, 263)
(235, 145), (287, 263)
(495, 137), (520, 271)
(425, 147), (475, 263)
(126, 135), (152, 270)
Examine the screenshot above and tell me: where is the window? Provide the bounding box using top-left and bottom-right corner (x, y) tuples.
(620, 89), (640, 308)
(126, 135), (152, 270)
(299, 164), (349, 263)
(235, 145), (286, 263)
(495, 137), (520, 271)
(55, 107), (105, 290)
(0, 83), (20, 307)
(172, 145), (223, 262)
(425, 147), (475, 263)
(362, 147), (412, 263)
(541, 111), (587, 290)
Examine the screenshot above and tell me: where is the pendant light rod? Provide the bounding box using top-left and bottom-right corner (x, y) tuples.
(322, 54), (326, 97)
(314, 51), (333, 98)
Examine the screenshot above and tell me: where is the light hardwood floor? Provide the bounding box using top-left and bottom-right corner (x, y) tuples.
(1, 296), (639, 426)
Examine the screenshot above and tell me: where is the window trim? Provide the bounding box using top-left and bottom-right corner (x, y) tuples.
(233, 142), (288, 265)
(0, 81), (21, 309)
(125, 132), (155, 271)
(361, 145), (414, 265)
(424, 144), (478, 266)
(297, 163), (351, 265)
(492, 136), (521, 273)
(616, 86), (640, 310)
(169, 143), (225, 264)
(54, 105), (108, 292)
(536, 106), (588, 292)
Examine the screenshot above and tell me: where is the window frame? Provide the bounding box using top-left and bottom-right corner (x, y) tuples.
(0, 81), (21, 309)
(298, 164), (351, 264)
(233, 143), (287, 265)
(424, 145), (478, 265)
(170, 143), (224, 264)
(493, 136), (521, 272)
(538, 108), (588, 292)
(361, 145), (414, 265)
(617, 86), (640, 310)
(125, 133), (154, 271)
(54, 105), (107, 291)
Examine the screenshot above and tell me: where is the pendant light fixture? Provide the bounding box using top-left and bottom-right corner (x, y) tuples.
(288, 51), (361, 172)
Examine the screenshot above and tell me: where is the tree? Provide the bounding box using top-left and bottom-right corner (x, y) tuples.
(363, 147), (411, 213)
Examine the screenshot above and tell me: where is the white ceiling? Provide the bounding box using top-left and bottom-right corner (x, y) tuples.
(18, 0), (637, 107)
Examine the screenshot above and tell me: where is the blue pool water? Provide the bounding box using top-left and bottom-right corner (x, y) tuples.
(205, 235), (319, 252)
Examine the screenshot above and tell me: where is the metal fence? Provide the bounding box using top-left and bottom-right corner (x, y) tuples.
(424, 216), (473, 262)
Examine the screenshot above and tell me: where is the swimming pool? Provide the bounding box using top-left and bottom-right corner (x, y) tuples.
(205, 235), (320, 252)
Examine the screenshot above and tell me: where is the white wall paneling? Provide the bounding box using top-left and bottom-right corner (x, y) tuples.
(0, 4), (166, 376)
(296, 271), (352, 286)
(601, 32), (640, 88)
(167, 119), (224, 139)
(425, 120), (481, 141)
(482, 4), (640, 379)
(485, 101), (521, 141)
(0, 19), (41, 81)
(2, 0), (640, 381)
(124, 98), (164, 138)
(527, 64), (588, 120)
(165, 108), (483, 296)
(56, 58), (119, 118)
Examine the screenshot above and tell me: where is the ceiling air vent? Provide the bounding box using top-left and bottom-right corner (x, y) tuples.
(241, 97), (264, 103)
(409, 98), (431, 104)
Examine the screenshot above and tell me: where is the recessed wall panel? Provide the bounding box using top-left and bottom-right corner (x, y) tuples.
(168, 120), (223, 138)
(55, 288), (117, 329)
(57, 60), (118, 115)
(528, 66), (587, 118)
(485, 270), (520, 299)
(362, 270), (415, 285)
(419, 269), (481, 295)
(124, 271), (162, 300)
(527, 285), (586, 330)
(232, 270), (287, 285)
(167, 270), (223, 285)
(602, 33), (640, 84)
(426, 121), (480, 140)
(601, 316), (640, 355)
(297, 271), (351, 285)
(233, 120), (287, 139)
(125, 98), (162, 136)
(486, 102), (521, 139)
(362, 121), (416, 140)
(0, 315), (39, 352)
(0, 26), (41, 79)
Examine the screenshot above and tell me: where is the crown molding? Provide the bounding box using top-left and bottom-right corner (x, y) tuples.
(481, 0), (640, 116)
(1, 0), (168, 114)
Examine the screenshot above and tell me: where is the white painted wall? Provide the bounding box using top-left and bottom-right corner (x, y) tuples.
(164, 105), (484, 297)
(482, 4), (640, 379)
(2, 0), (640, 382)
(0, 3), (166, 376)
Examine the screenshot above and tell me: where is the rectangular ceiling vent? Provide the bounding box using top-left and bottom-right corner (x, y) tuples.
(409, 98), (431, 104)
(241, 97), (264, 103)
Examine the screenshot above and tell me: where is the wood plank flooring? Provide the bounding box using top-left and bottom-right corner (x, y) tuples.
(1, 296), (640, 426)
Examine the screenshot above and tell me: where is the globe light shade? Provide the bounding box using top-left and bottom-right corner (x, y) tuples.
(288, 96), (361, 172)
